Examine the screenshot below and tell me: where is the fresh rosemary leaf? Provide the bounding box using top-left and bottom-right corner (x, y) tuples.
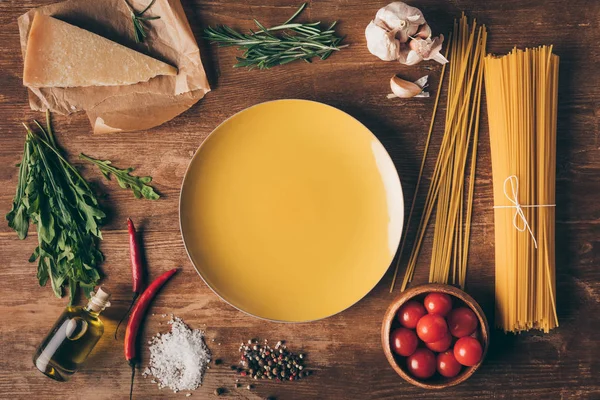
(204, 2), (347, 70)
(123, 0), (160, 43)
(80, 153), (160, 200)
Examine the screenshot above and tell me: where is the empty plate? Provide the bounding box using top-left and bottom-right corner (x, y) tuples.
(180, 100), (403, 322)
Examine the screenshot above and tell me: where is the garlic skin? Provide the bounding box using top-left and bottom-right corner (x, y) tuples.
(415, 23), (432, 39)
(374, 2), (425, 43)
(387, 75), (429, 99)
(365, 2), (448, 65)
(365, 22), (399, 61)
(397, 35), (446, 65)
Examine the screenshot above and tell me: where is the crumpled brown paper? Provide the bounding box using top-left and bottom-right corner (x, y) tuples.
(18, 0), (210, 133)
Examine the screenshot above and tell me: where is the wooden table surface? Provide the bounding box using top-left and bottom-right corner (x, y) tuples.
(1, 0), (599, 399)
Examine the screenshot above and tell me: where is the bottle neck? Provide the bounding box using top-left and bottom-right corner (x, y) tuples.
(84, 304), (102, 316)
(85, 289), (111, 314)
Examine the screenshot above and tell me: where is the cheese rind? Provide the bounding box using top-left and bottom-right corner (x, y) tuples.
(23, 14), (177, 88)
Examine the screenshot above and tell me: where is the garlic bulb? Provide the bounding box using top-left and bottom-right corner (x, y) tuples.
(375, 2), (425, 43)
(365, 2), (448, 65)
(387, 75), (429, 99)
(365, 22), (399, 61)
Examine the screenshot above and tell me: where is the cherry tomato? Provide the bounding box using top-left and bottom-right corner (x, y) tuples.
(390, 328), (419, 357)
(454, 336), (483, 366)
(447, 307), (479, 338)
(406, 348), (436, 379)
(424, 292), (453, 316)
(425, 332), (452, 352)
(397, 300), (427, 329)
(416, 314), (448, 343)
(437, 350), (462, 378)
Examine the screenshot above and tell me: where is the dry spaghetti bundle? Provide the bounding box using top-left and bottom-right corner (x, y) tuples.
(484, 46), (559, 333)
(390, 15), (487, 292)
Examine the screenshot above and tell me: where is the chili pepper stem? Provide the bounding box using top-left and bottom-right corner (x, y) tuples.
(115, 292), (140, 340)
(124, 268), (177, 400)
(129, 361), (136, 400)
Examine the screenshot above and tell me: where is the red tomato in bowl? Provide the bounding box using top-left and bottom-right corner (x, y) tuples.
(407, 348), (437, 379)
(390, 327), (419, 357)
(416, 314), (448, 343)
(437, 350), (462, 378)
(424, 292), (453, 316)
(454, 336), (483, 366)
(397, 300), (427, 329)
(425, 332), (452, 352)
(447, 307), (478, 338)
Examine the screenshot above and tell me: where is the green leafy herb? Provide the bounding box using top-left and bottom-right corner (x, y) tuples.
(6, 112), (105, 304)
(204, 3), (347, 70)
(123, 0), (161, 43)
(80, 154), (160, 200)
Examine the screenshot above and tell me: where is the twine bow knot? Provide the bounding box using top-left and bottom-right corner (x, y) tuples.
(493, 175), (555, 249)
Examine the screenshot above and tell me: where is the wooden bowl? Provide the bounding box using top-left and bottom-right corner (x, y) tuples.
(381, 283), (489, 389)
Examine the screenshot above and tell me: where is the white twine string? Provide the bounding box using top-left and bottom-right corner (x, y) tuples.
(493, 175), (556, 249)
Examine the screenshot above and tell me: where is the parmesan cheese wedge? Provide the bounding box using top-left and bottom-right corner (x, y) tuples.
(23, 14), (177, 88)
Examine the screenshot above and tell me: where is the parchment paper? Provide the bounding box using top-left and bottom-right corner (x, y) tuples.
(18, 0), (210, 133)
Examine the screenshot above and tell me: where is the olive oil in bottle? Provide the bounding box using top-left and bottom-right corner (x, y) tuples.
(33, 287), (111, 381)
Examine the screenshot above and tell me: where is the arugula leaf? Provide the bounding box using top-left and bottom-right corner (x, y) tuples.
(6, 140), (31, 239)
(6, 112), (104, 305)
(80, 153), (160, 200)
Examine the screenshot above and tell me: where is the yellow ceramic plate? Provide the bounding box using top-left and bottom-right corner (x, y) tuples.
(180, 100), (403, 322)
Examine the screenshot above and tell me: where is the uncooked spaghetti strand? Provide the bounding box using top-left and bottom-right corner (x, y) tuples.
(485, 46), (558, 332)
(389, 36), (452, 293)
(401, 16), (478, 289)
(402, 16), (483, 290)
(430, 23), (485, 285)
(460, 27), (487, 287)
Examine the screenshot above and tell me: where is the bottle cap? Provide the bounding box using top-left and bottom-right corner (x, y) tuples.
(88, 287), (111, 312)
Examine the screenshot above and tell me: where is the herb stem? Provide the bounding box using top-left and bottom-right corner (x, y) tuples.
(204, 3), (346, 70)
(123, 0), (160, 43)
(80, 153), (159, 200)
(33, 132), (93, 193)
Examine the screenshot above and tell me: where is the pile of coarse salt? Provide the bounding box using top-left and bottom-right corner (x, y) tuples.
(143, 317), (211, 393)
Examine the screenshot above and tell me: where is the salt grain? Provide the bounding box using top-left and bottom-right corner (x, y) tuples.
(143, 317), (211, 392)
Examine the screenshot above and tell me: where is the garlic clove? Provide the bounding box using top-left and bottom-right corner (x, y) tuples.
(374, 2), (425, 44)
(416, 23), (432, 39)
(365, 21), (400, 61)
(365, 2), (446, 65)
(388, 75), (429, 98)
(403, 50), (424, 66)
(408, 35), (448, 64)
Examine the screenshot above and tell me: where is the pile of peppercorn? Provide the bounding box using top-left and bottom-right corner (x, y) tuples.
(235, 339), (312, 381)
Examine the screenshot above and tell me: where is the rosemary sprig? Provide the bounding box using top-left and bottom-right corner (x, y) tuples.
(204, 3), (347, 70)
(80, 153), (160, 200)
(123, 0), (161, 43)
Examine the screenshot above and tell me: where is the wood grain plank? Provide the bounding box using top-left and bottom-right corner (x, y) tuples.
(1, 0), (599, 399)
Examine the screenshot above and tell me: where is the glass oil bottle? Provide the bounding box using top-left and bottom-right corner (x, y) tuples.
(33, 287), (111, 381)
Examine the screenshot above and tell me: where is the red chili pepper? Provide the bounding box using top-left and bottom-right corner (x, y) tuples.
(125, 268), (177, 400)
(114, 218), (144, 339)
(128, 218), (143, 293)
